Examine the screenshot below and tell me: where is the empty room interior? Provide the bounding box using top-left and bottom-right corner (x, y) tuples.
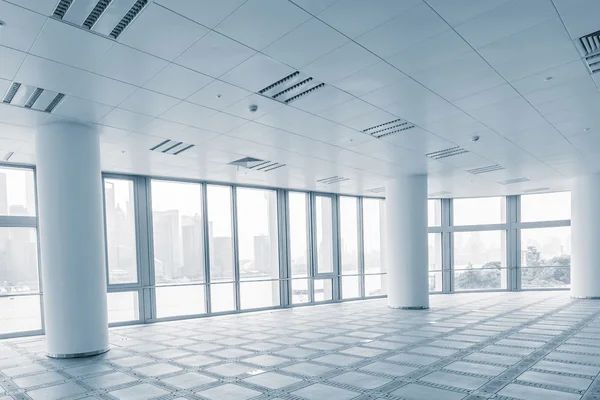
(2, 0), (600, 399)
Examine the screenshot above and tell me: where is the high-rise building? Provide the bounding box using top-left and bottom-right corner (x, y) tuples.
(153, 210), (181, 281)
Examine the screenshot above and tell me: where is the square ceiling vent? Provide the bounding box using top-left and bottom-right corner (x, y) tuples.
(466, 164), (505, 175)
(52, 0), (148, 39)
(499, 177), (530, 185)
(426, 146), (469, 160)
(150, 139), (194, 155)
(578, 30), (600, 74)
(258, 71), (325, 104)
(362, 118), (415, 139)
(228, 157), (285, 172)
(366, 186), (385, 194)
(317, 176), (349, 185)
(2, 82), (65, 113)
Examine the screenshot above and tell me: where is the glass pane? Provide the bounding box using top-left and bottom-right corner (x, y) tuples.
(454, 230), (507, 291)
(207, 185), (234, 283)
(107, 292), (139, 323)
(428, 199), (441, 226)
(453, 197), (505, 225)
(104, 179), (138, 284)
(210, 282), (235, 313)
(0, 295), (41, 334)
(428, 233), (442, 271)
(289, 192), (309, 278)
(240, 280), (280, 310)
(521, 192), (571, 222)
(521, 227), (571, 288)
(340, 197), (359, 274)
(151, 180), (204, 285)
(0, 228), (39, 294)
(429, 271), (442, 292)
(314, 279), (333, 302)
(291, 278), (310, 304)
(237, 188), (279, 281)
(156, 285), (205, 318)
(0, 167), (36, 216)
(365, 274), (386, 297)
(342, 275), (360, 299)
(315, 196), (334, 274)
(363, 198), (383, 273)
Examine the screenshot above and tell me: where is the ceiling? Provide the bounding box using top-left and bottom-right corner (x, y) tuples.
(0, 0), (599, 198)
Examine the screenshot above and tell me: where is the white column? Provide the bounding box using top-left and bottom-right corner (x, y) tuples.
(385, 175), (429, 309)
(571, 173), (600, 298)
(36, 121), (109, 357)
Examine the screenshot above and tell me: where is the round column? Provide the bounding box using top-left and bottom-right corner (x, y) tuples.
(385, 175), (429, 309)
(36, 121), (109, 358)
(571, 173), (600, 299)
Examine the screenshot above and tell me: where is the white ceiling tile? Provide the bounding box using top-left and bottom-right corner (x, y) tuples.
(290, 85), (354, 114)
(143, 63), (213, 100)
(215, 0), (310, 50)
(0, 78), (11, 96)
(478, 19), (580, 81)
(359, 76), (425, 108)
(118, 88), (180, 117)
(387, 30), (472, 75)
(14, 55), (137, 106)
(409, 52), (505, 101)
(0, 45), (26, 80)
(356, 4), (449, 58)
(455, 0), (557, 49)
(89, 44), (169, 86)
(553, 0), (600, 39)
(469, 97), (548, 134)
(29, 18), (114, 71)
(220, 53), (295, 92)
(343, 109), (398, 131)
(0, 1), (46, 51)
(160, 101), (218, 127)
(262, 18), (349, 69)
(380, 128), (457, 155)
(0, 103), (49, 127)
(155, 0), (247, 29)
(187, 80), (251, 110)
(175, 31), (256, 78)
(5, 0), (58, 14)
(331, 61), (407, 97)
(426, 0), (511, 26)
(289, 0), (338, 15)
(223, 94), (284, 120)
(139, 118), (186, 137)
(510, 60), (590, 95)
(318, 98), (379, 123)
(385, 95), (462, 129)
(52, 96), (113, 123)
(524, 75), (596, 106)
(99, 108), (155, 131)
(97, 125), (132, 143)
(452, 84), (520, 112)
(317, 0), (421, 38)
(195, 112), (248, 133)
(419, 114), (489, 139)
(119, 4), (209, 61)
(169, 125), (220, 145)
(303, 42), (380, 83)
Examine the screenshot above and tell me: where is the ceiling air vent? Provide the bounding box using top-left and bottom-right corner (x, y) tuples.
(429, 191), (452, 197)
(317, 176), (349, 185)
(258, 71), (325, 104)
(367, 187), (385, 193)
(579, 30), (600, 74)
(466, 164), (505, 175)
(228, 157), (285, 172)
(362, 118), (415, 138)
(150, 139), (194, 155)
(52, 0), (149, 39)
(499, 177), (530, 185)
(3, 152), (14, 162)
(2, 82), (65, 113)
(426, 146), (468, 160)
(522, 187), (550, 193)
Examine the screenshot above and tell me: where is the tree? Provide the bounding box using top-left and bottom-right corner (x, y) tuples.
(522, 246), (570, 288)
(456, 262), (501, 290)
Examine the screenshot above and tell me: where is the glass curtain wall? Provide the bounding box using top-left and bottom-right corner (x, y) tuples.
(428, 200), (442, 292)
(0, 166), (41, 337)
(363, 198), (386, 297)
(340, 196), (360, 299)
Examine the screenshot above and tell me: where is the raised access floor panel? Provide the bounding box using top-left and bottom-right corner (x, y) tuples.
(1, 291), (600, 400)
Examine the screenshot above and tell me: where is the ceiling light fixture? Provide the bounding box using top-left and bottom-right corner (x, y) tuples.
(0, 20), (5, 27)
(584, 128), (591, 131)
(471, 135), (480, 142)
(544, 76), (553, 81)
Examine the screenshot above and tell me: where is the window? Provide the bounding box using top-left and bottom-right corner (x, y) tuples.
(289, 192), (309, 278)
(315, 195), (334, 274)
(428, 233), (442, 292)
(0, 167), (40, 337)
(521, 227), (571, 288)
(428, 199), (441, 226)
(107, 292), (139, 323)
(340, 197), (359, 299)
(521, 192), (570, 222)
(236, 188), (279, 308)
(454, 230), (507, 291)
(365, 274), (386, 297)
(156, 285), (205, 318)
(363, 198), (383, 273)
(453, 197), (505, 225)
(104, 178), (138, 284)
(151, 180), (204, 285)
(314, 279), (333, 302)
(207, 185), (234, 283)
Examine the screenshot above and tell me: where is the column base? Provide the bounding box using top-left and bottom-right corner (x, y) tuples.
(570, 296), (600, 299)
(47, 347), (109, 359)
(388, 305), (429, 310)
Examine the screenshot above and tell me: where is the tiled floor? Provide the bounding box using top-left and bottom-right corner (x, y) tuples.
(2, 291), (600, 400)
